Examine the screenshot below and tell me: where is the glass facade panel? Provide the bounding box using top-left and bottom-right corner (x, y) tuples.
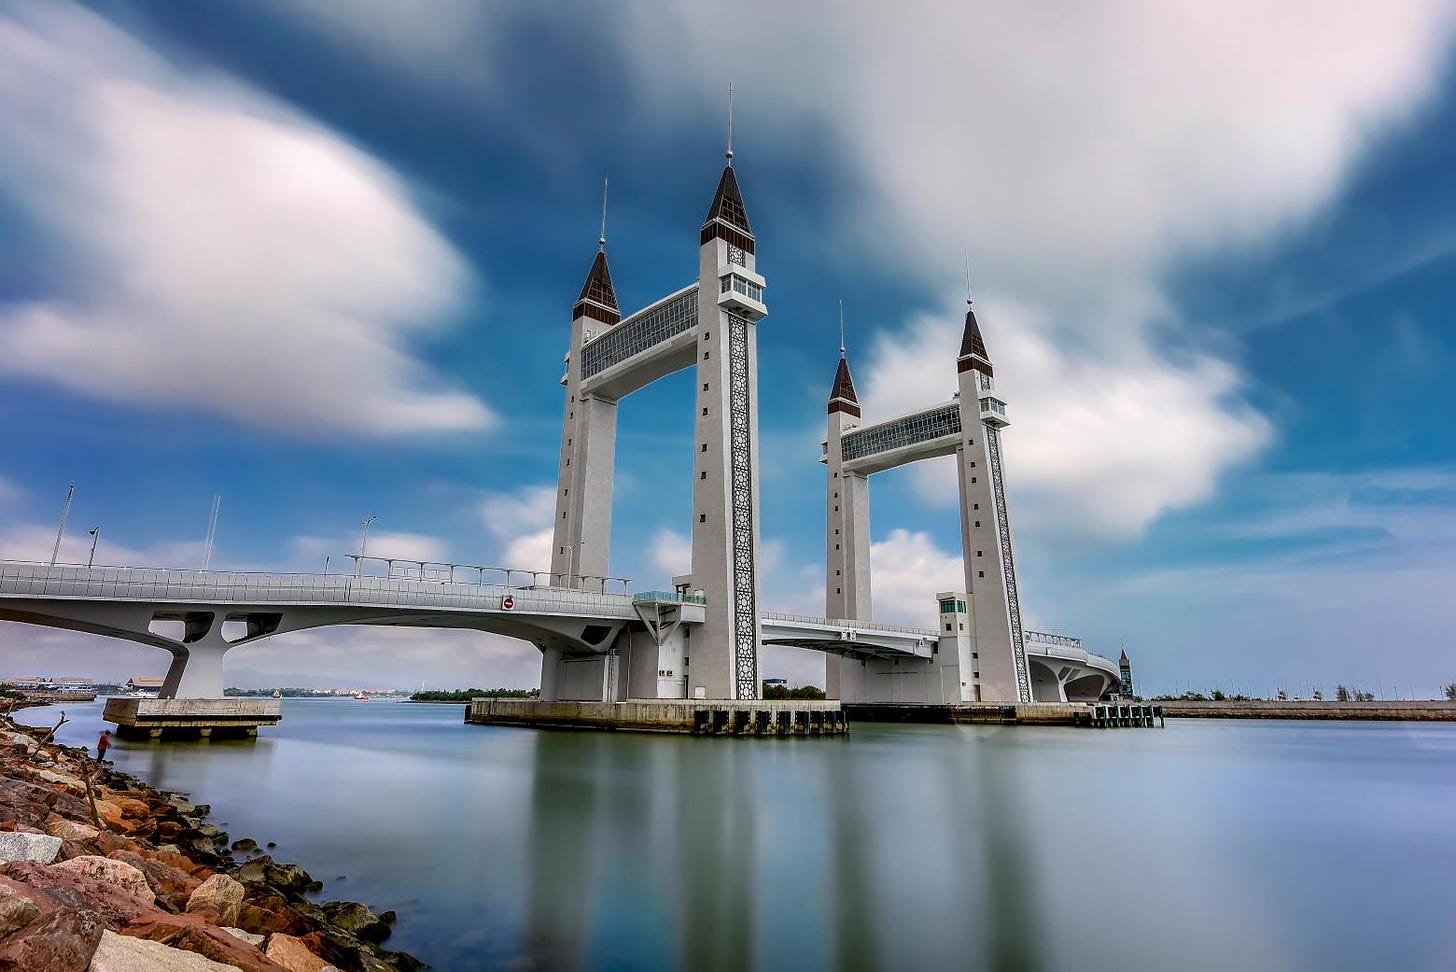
(581, 286), (699, 379)
(840, 402), (961, 463)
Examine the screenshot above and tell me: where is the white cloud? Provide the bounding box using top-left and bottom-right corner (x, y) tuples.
(650, 528), (691, 578)
(0, 1), (491, 437)
(0, 522), (203, 569)
(867, 529), (965, 626)
(479, 485), (556, 572)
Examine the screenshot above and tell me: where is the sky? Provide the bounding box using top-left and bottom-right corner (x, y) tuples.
(2, 0), (1455, 697)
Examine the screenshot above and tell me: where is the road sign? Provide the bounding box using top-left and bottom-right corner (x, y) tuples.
(501, 595), (515, 610)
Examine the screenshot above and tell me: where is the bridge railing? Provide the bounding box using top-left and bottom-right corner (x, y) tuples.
(761, 611), (938, 639)
(632, 591), (707, 605)
(1025, 629), (1084, 649)
(346, 555), (633, 595)
(0, 561), (637, 616)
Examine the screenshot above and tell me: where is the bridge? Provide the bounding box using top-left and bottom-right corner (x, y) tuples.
(0, 147), (1128, 720)
(0, 558), (1118, 703)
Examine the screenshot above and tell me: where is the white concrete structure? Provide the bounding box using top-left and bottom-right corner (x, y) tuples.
(544, 156), (767, 700)
(821, 301), (1033, 703)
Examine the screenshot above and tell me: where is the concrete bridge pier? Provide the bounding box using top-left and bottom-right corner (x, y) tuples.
(160, 621), (233, 700)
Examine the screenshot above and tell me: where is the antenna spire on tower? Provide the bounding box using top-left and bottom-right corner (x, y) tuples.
(599, 177), (609, 251)
(726, 81), (734, 165)
(964, 249), (974, 306)
(838, 298), (846, 356)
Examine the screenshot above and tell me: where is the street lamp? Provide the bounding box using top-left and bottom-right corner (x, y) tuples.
(357, 515), (377, 576)
(50, 483), (75, 566)
(87, 527), (100, 568)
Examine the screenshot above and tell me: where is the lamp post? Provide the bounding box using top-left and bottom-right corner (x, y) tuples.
(357, 515), (377, 576)
(49, 483), (75, 566)
(87, 527), (99, 568)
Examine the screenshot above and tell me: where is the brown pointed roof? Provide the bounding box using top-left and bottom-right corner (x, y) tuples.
(828, 355), (861, 417)
(1120, 650), (1130, 664)
(704, 165), (752, 233)
(573, 250), (620, 325)
(956, 305), (993, 376)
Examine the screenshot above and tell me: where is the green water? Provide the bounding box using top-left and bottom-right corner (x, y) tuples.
(16, 701), (1456, 970)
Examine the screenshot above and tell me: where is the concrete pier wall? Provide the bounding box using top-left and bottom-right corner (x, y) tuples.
(466, 698), (847, 736)
(103, 697), (281, 739)
(1158, 700), (1456, 720)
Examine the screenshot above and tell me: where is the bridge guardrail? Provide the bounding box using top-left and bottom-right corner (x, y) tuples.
(0, 561), (636, 617)
(761, 611), (938, 639)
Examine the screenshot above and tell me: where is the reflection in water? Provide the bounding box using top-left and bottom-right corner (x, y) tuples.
(14, 703), (1456, 971)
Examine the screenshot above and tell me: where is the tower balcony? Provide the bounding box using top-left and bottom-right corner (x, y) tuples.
(979, 396), (1009, 428)
(717, 266), (767, 322)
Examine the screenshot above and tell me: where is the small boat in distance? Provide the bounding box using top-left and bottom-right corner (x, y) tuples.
(354, 692), (369, 701)
(272, 690), (281, 700)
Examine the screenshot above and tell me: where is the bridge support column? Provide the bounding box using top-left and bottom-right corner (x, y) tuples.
(160, 625), (232, 700)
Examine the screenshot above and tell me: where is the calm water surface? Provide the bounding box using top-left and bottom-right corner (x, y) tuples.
(16, 700), (1456, 970)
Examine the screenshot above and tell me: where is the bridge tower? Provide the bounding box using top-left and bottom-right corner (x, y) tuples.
(685, 157), (769, 700)
(550, 240), (621, 593)
(954, 299), (1032, 703)
(824, 351), (871, 698)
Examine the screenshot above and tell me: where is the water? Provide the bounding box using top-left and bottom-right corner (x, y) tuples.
(15, 700), (1456, 970)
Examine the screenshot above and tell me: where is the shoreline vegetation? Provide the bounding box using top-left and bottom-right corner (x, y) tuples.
(0, 703), (422, 971)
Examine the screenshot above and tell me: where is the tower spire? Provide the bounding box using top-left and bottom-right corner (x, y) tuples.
(957, 257), (992, 375)
(599, 177), (609, 251)
(838, 298), (846, 356)
(726, 81), (734, 165)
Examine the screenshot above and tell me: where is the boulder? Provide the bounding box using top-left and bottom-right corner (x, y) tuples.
(122, 913), (288, 972)
(220, 927), (264, 946)
(319, 902), (390, 944)
(0, 884), (41, 937)
(0, 860), (160, 930)
(108, 851), (201, 913)
(186, 874), (245, 926)
(52, 856), (153, 901)
(0, 832), (61, 864)
(0, 906), (103, 971)
(44, 819), (100, 843)
(233, 859), (313, 900)
(87, 929), (243, 972)
(230, 839), (257, 853)
(31, 769), (84, 790)
(263, 933), (332, 972)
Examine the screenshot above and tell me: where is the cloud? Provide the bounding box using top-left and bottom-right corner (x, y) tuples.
(0, 476), (18, 508)
(650, 528), (691, 578)
(0, 1), (491, 437)
(0, 522), (203, 569)
(867, 529), (964, 626)
(858, 299), (1273, 537)
(479, 485), (556, 572)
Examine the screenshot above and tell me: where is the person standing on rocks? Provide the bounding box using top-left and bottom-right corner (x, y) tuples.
(96, 728), (110, 763)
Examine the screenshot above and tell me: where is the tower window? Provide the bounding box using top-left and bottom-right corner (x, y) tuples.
(973, 503), (979, 510)
(971, 477), (977, 483)
(703, 383), (709, 391)
(702, 407), (708, 416)
(978, 570), (984, 578)
(975, 520), (980, 528)
(703, 351), (710, 359)
(700, 471), (707, 480)
(835, 569), (841, 576)
(699, 514), (707, 523)
(562, 512), (567, 519)
(836, 588), (841, 594)
(977, 550), (982, 557)
(835, 544), (840, 550)
(970, 461), (975, 467)
(834, 505), (839, 512)
(705, 332), (711, 340)
(835, 529), (839, 535)
(701, 444), (708, 452)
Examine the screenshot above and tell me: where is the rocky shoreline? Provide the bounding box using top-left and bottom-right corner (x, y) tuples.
(0, 713), (423, 971)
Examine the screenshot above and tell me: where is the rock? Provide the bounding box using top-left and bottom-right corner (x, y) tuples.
(0, 905), (103, 971)
(230, 839), (256, 853)
(221, 926), (264, 946)
(0, 860), (159, 931)
(0, 883), (41, 937)
(44, 819), (100, 843)
(0, 832), (61, 864)
(87, 929), (241, 971)
(186, 874), (245, 926)
(233, 859), (313, 900)
(52, 856), (153, 901)
(319, 901), (390, 944)
(32, 769), (84, 790)
(123, 913), (286, 972)
(107, 850), (201, 912)
(264, 933), (332, 972)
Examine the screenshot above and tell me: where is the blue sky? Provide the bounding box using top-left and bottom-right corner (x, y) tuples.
(2, 0), (1455, 696)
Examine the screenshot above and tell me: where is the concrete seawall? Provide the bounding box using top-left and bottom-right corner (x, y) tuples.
(466, 698), (848, 736)
(1158, 700), (1456, 721)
